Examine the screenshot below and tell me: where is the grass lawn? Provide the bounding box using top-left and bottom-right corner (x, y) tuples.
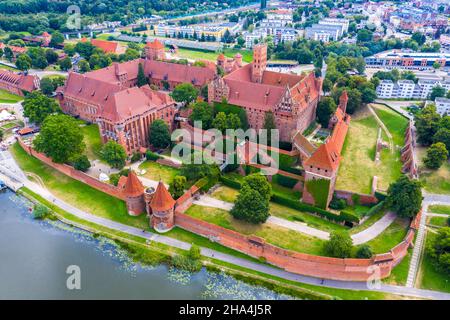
(175, 47), (253, 63)
(185, 204), (326, 255)
(11, 142), (149, 230)
(349, 208), (388, 235)
(342, 204), (371, 219)
(371, 104), (409, 147)
(80, 124), (102, 160)
(336, 109), (403, 194)
(138, 160), (180, 184)
(418, 232), (450, 293)
(0, 89), (23, 103)
(428, 216), (449, 228)
(0, 63), (18, 71)
(419, 147), (450, 195)
(384, 249), (412, 286)
(429, 205), (450, 215)
(211, 185), (239, 203)
(363, 218), (409, 254)
(270, 176), (302, 200)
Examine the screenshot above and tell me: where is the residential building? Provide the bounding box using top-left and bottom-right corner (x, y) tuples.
(319, 18), (350, 33)
(243, 30), (267, 48)
(376, 77), (450, 99)
(305, 24), (343, 43)
(365, 50), (450, 70)
(435, 97), (450, 116)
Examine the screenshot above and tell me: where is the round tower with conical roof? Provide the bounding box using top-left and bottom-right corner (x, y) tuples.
(123, 171), (146, 216)
(149, 181), (176, 232)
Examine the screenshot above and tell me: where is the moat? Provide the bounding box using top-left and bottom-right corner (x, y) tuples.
(0, 190), (292, 299)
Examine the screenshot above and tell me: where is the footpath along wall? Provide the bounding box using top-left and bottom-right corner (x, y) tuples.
(18, 138), (419, 281)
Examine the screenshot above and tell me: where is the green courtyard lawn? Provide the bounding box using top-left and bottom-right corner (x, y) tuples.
(11, 142), (149, 230)
(362, 218), (409, 254)
(429, 205), (450, 215)
(371, 104), (409, 147)
(417, 146), (450, 195)
(185, 204), (326, 255)
(336, 108), (403, 194)
(80, 124), (103, 160)
(210, 185), (239, 203)
(138, 160), (180, 184)
(0, 89), (23, 103)
(175, 48), (253, 63)
(418, 232), (450, 293)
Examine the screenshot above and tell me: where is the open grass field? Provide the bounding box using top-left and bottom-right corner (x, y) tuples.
(336, 108), (403, 194)
(80, 124), (103, 160)
(429, 205), (450, 215)
(0, 89), (23, 103)
(428, 216), (449, 228)
(418, 232), (450, 293)
(363, 218), (409, 254)
(175, 47), (253, 63)
(11, 142), (149, 230)
(384, 249), (412, 286)
(185, 204), (326, 255)
(417, 146), (450, 195)
(371, 104), (409, 147)
(139, 160), (180, 184)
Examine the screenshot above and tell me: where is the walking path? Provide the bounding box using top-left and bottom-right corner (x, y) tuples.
(368, 104), (394, 152)
(1, 161), (450, 299)
(193, 195), (396, 243)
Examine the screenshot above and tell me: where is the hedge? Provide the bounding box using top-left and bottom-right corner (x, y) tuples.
(374, 191), (387, 201)
(219, 175), (242, 189)
(274, 174), (298, 188)
(365, 201), (385, 217)
(271, 194), (359, 224)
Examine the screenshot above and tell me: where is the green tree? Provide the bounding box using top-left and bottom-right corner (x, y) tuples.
(355, 244), (373, 258)
(424, 142), (448, 170)
(0, 129), (4, 142)
(357, 29), (373, 42)
(189, 101), (214, 129)
(137, 63), (147, 87)
(4, 47), (13, 61)
(58, 57), (72, 71)
(226, 113), (241, 131)
(411, 32), (426, 46)
(428, 227), (450, 274)
(263, 111), (276, 131)
(212, 112), (228, 132)
(415, 105), (441, 146)
(32, 204), (49, 220)
(429, 86), (446, 101)
(316, 97), (337, 127)
(230, 185), (270, 224)
(33, 114), (85, 163)
(15, 54), (32, 71)
(45, 49), (58, 64)
(433, 128), (450, 152)
(101, 140), (127, 169)
(170, 83), (199, 105)
(242, 173), (272, 202)
(23, 91), (61, 124)
(49, 31), (64, 47)
(168, 175), (187, 199)
(78, 59), (91, 73)
(386, 176), (423, 218)
(149, 119), (171, 149)
(73, 154), (91, 172)
(324, 231), (353, 258)
(39, 77), (55, 95)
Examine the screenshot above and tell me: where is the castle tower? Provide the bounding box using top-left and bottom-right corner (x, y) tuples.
(124, 171), (146, 216)
(234, 53), (243, 68)
(251, 44), (267, 83)
(145, 39), (165, 60)
(338, 90), (348, 114)
(217, 53), (226, 69)
(150, 181), (176, 232)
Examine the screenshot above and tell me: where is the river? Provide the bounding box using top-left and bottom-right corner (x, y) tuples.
(0, 190), (293, 300)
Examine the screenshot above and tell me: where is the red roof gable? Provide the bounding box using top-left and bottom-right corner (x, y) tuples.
(150, 181), (175, 211)
(146, 39), (164, 49)
(124, 171), (145, 197)
(91, 39), (119, 54)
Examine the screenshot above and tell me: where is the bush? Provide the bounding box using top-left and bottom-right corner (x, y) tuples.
(324, 231), (353, 258)
(274, 174), (297, 188)
(32, 204), (49, 219)
(169, 175), (187, 199)
(340, 210), (361, 224)
(329, 197), (347, 210)
(219, 175), (242, 189)
(352, 194), (360, 206)
(355, 244), (373, 258)
(130, 152), (141, 163)
(73, 154), (91, 172)
(171, 245), (202, 273)
(145, 150), (161, 161)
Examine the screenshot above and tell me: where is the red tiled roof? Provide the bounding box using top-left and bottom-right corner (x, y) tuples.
(9, 45), (27, 54)
(150, 181), (175, 211)
(146, 39), (164, 49)
(91, 39), (119, 54)
(0, 69), (39, 92)
(124, 171), (145, 197)
(18, 127), (33, 135)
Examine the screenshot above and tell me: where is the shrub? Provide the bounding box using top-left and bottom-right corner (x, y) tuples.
(292, 216), (305, 223)
(324, 231), (353, 258)
(355, 244), (373, 259)
(109, 173), (120, 186)
(169, 175), (187, 199)
(73, 154), (91, 172)
(145, 150), (161, 161)
(352, 194), (361, 206)
(219, 175), (242, 189)
(329, 197), (347, 210)
(171, 245), (202, 273)
(32, 204), (49, 219)
(130, 152), (141, 163)
(274, 174), (297, 188)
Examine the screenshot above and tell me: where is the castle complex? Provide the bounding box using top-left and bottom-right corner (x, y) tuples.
(208, 44), (322, 142)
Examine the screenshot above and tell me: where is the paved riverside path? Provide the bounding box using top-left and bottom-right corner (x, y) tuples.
(1, 166), (450, 299)
(193, 195), (396, 244)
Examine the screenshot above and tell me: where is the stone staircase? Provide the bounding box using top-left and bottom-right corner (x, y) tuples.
(406, 204), (428, 288)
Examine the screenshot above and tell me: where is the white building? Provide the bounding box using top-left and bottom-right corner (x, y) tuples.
(376, 78), (450, 100)
(376, 80), (395, 98)
(265, 9), (293, 27)
(244, 30), (267, 48)
(435, 97), (450, 116)
(396, 80), (416, 98)
(319, 18), (350, 33)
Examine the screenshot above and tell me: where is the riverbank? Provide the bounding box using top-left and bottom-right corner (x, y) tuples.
(15, 186), (407, 300)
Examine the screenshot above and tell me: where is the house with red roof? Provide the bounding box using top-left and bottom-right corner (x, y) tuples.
(81, 38), (125, 54)
(208, 44), (322, 142)
(0, 69), (40, 96)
